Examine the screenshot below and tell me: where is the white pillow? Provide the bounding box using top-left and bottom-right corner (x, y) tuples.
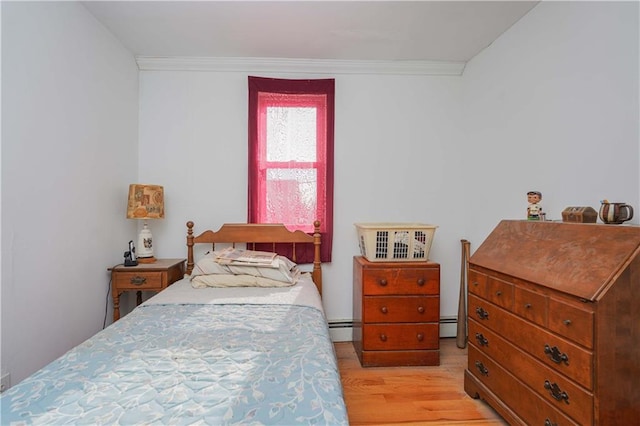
(191, 274), (296, 288)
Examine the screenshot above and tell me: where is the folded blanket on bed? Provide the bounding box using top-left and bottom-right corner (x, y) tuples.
(191, 249), (300, 285)
(214, 247), (278, 266)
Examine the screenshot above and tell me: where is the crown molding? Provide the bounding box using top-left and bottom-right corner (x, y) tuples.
(135, 56), (466, 76)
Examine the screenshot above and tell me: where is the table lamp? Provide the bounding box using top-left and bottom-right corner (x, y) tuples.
(126, 184), (164, 263)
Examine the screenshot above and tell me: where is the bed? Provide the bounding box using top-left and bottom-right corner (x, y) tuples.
(1, 221), (349, 425)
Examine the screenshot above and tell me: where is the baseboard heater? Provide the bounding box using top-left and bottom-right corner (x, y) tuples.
(328, 316), (459, 341)
(329, 316), (458, 328)
(439, 316), (458, 325)
(328, 320), (353, 329)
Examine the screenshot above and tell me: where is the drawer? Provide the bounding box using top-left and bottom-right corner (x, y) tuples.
(468, 268), (487, 297)
(514, 286), (548, 327)
(468, 322), (594, 425)
(467, 346), (581, 426)
(469, 295), (593, 389)
(548, 298), (594, 348)
(363, 323), (439, 350)
(360, 349), (440, 367)
(485, 276), (513, 309)
(114, 272), (164, 290)
(364, 296), (439, 323)
(363, 268), (439, 296)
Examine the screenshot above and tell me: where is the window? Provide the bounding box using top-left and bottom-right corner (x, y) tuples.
(248, 76), (334, 262)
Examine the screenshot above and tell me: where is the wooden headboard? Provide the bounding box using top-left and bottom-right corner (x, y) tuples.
(186, 221), (323, 294)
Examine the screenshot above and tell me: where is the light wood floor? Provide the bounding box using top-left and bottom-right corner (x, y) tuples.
(335, 338), (508, 425)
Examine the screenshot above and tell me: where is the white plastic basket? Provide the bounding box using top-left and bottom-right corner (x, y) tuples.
(355, 223), (437, 262)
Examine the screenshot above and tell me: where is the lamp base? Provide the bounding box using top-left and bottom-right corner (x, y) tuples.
(136, 222), (155, 260)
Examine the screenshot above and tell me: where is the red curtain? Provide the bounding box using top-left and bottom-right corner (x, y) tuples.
(248, 76), (334, 263)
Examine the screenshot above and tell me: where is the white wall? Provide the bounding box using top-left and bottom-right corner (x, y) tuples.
(139, 0), (639, 337)
(1, 0), (638, 386)
(138, 70), (466, 329)
(461, 1), (639, 247)
(1, 2), (139, 384)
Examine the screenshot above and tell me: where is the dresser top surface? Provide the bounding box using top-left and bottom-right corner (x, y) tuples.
(354, 256), (440, 268)
(469, 220), (640, 300)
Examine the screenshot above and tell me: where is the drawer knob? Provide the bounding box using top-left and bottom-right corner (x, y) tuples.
(475, 333), (489, 347)
(380, 306), (388, 314)
(378, 279), (388, 287)
(472, 281), (479, 287)
(379, 334), (387, 342)
(544, 344), (569, 365)
(544, 380), (570, 403)
(417, 306), (425, 314)
(563, 319), (572, 326)
(474, 361), (489, 376)
(416, 333), (424, 341)
(475, 307), (489, 320)
(525, 303), (532, 309)
(417, 278), (425, 286)
(496, 291), (502, 296)
(130, 276), (147, 285)
(544, 420), (558, 426)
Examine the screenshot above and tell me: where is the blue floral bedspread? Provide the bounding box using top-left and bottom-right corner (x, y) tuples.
(1, 304), (349, 425)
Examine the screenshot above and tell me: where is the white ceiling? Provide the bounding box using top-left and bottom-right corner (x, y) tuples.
(82, 1), (539, 63)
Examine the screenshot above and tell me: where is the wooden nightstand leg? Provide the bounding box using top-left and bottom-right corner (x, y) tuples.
(113, 292), (120, 321)
(136, 291), (142, 306)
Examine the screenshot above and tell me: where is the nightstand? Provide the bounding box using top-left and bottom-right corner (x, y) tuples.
(109, 258), (186, 321)
(353, 256), (441, 367)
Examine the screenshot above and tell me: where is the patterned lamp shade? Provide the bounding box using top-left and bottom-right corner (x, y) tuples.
(126, 184), (164, 261)
(126, 184), (164, 219)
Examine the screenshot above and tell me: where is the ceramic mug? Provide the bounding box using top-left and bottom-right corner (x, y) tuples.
(599, 202), (634, 224)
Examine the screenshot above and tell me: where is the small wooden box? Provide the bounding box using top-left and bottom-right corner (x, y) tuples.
(562, 206), (597, 223)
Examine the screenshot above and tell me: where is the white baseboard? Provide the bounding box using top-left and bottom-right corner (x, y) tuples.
(328, 320), (353, 342)
(329, 327), (353, 342)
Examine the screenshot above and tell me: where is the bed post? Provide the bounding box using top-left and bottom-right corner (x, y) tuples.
(313, 220), (322, 295)
(186, 221), (195, 275)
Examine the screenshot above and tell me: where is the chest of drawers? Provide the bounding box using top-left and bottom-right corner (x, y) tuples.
(352, 256), (440, 367)
(464, 220), (640, 425)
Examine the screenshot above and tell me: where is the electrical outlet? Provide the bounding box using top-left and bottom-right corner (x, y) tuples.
(0, 373), (10, 393)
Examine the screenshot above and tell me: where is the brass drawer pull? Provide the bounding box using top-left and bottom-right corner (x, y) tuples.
(563, 319), (572, 326)
(130, 276), (147, 285)
(475, 333), (489, 347)
(378, 279), (388, 287)
(544, 344), (569, 365)
(475, 360), (489, 376)
(544, 380), (569, 403)
(475, 307), (489, 320)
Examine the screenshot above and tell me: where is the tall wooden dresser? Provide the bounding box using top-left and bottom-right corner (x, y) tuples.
(353, 256), (440, 367)
(464, 220), (640, 425)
